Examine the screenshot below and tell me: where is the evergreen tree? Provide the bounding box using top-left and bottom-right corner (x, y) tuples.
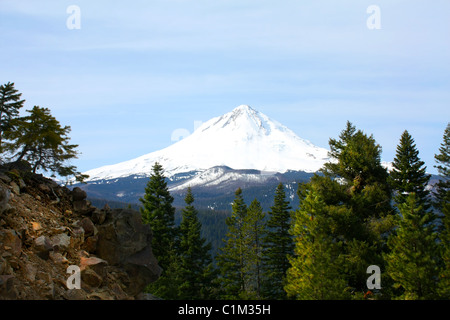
(324, 121), (393, 240)
(4, 106), (85, 181)
(216, 188), (247, 299)
(286, 182), (350, 299)
(389, 130), (431, 209)
(242, 198), (266, 299)
(139, 162), (178, 299)
(434, 123), (450, 299)
(298, 122), (394, 297)
(0, 82), (25, 153)
(325, 121), (389, 189)
(178, 187), (215, 299)
(385, 193), (440, 299)
(434, 123), (450, 212)
(437, 195), (450, 299)
(140, 162), (176, 266)
(262, 183), (294, 299)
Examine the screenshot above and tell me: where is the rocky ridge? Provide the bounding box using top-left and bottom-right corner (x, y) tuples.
(0, 161), (161, 300)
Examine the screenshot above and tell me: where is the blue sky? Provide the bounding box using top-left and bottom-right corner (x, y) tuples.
(1, 0), (449, 174)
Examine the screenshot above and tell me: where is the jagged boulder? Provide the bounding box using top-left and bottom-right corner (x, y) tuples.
(71, 187), (95, 215)
(95, 208), (161, 296)
(71, 187), (87, 202)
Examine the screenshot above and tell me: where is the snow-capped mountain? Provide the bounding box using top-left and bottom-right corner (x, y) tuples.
(83, 105), (329, 182)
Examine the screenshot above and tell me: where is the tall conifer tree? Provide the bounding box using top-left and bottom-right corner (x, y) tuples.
(140, 162), (176, 267)
(216, 188), (247, 299)
(242, 198), (266, 299)
(0, 82), (25, 153)
(178, 187), (215, 299)
(385, 130), (442, 299)
(389, 130), (431, 209)
(434, 123), (450, 299)
(434, 123), (450, 210)
(324, 122), (393, 294)
(262, 183), (293, 299)
(287, 122), (393, 298)
(385, 193), (440, 299)
(286, 181), (350, 299)
(140, 162), (178, 299)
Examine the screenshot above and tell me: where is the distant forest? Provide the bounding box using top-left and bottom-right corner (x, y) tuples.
(89, 197), (229, 258)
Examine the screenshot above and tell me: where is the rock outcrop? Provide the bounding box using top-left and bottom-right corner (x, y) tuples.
(0, 162), (161, 300)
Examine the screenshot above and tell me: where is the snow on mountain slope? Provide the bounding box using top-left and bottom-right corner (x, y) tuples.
(83, 105), (330, 181)
(169, 166), (279, 192)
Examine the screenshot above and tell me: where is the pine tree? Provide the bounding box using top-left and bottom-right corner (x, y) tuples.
(434, 123), (450, 212)
(216, 187), (247, 299)
(262, 183), (294, 299)
(286, 182), (350, 299)
(178, 187), (215, 299)
(139, 162), (179, 299)
(4, 106), (85, 181)
(242, 198), (266, 299)
(437, 197), (450, 299)
(389, 130), (431, 209)
(385, 193), (440, 299)
(0, 82), (25, 153)
(434, 123), (450, 299)
(140, 162), (176, 268)
(309, 122), (393, 297)
(325, 121), (389, 189)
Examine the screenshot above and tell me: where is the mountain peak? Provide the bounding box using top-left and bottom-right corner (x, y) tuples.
(82, 105), (330, 180)
(202, 104), (268, 135)
(232, 104), (254, 113)
(229, 105), (259, 124)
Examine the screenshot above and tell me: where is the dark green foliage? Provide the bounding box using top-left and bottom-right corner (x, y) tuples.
(140, 162), (176, 269)
(216, 190), (268, 299)
(286, 182), (350, 299)
(178, 187), (216, 299)
(434, 123), (450, 298)
(389, 130), (431, 209)
(4, 105), (85, 182)
(242, 198), (266, 299)
(140, 162), (179, 299)
(286, 122), (394, 299)
(324, 121), (389, 189)
(323, 121), (393, 240)
(326, 122), (393, 289)
(216, 188), (248, 299)
(385, 130), (443, 299)
(194, 209), (229, 259)
(434, 123), (450, 213)
(262, 183), (293, 299)
(437, 196), (450, 299)
(385, 193), (440, 299)
(0, 82), (25, 153)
